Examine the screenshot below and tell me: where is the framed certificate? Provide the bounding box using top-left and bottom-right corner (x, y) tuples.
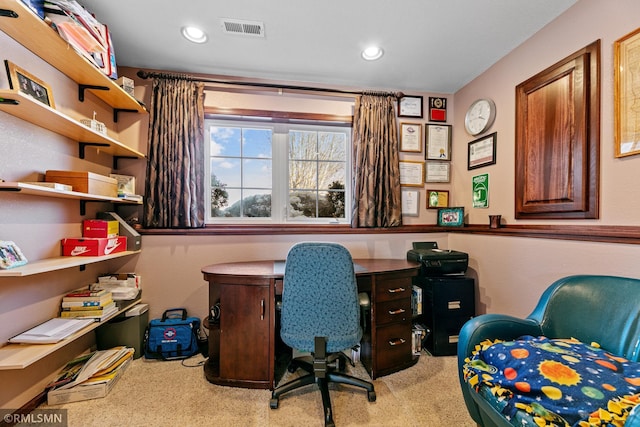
(468, 132), (497, 170)
(401, 189), (420, 216)
(398, 95), (423, 118)
(425, 161), (450, 183)
(426, 124), (451, 160)
(426, 190), (449, 209)
(615, 27), (640, 157)
(399, 122), (422, 152)
(399, 160), (424, 186)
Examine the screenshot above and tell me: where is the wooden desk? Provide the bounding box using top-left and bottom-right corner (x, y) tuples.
(201, 259), (420, 389)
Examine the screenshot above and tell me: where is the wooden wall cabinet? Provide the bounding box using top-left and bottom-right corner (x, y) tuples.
(515, 40), (600, 219)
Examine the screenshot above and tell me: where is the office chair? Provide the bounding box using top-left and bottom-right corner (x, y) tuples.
(270, 242), (376, 427)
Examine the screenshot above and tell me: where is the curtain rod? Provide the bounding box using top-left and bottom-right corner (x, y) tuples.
(136, 70), (403, 98)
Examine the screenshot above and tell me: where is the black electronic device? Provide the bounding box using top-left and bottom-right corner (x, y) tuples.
(406, 241), (468, 276)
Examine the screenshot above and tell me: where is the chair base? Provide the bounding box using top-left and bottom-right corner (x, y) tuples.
(270, 337), (376, 427)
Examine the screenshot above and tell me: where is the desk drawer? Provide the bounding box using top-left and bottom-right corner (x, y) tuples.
(375, 275), (412, 302)
(376, 298), (411, 325)
(375, 322), (412, 371)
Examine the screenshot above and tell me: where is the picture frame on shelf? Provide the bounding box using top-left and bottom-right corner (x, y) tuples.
(401, 189), (420, 216)
(426, 124), (451, 160)
(427, 190), (449, 209)
(397, 95), (423, 118)
(399, 160), (425, 187)
(399, 122), (422, 153)
(425, 161), (450, 183)
(4, 60), (55, 108)
(614, 27), (640, 157)
(0, 241), (28, 270)
(468, 132), (497, 170)
(437, 207), (464, 227)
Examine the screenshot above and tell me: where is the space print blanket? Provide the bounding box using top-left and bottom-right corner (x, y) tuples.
(463, 336), (640, 426)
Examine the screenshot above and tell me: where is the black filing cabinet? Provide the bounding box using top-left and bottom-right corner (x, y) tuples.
(418, 276), (475, 356)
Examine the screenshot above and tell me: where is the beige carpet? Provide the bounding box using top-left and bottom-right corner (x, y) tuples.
(42, 353), (475, 427)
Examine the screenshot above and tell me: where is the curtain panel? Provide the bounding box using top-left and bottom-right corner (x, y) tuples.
(351, 94), (403, 228)
(143, 78), (205, 228)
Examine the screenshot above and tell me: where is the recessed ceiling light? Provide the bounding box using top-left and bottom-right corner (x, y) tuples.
(182, 26), (208, 43)
(362, 46), (383, 61)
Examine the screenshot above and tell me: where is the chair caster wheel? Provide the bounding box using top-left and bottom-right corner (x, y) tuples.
(270, 397), (279, 409)
(337, 356), (346, 372)
(367, 390), (376, 402)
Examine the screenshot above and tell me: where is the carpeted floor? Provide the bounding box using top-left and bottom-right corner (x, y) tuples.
(42, 352), (475, 426)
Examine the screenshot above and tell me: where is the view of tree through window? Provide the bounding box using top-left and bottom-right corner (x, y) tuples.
(206, 120), (350, 223)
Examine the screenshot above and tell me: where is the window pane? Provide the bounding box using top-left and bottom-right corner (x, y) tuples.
(243, 128), (272, 158)
(289, 130), (317, 160)
(318, 131), (346, 161)
(212, 188), (241, 217)
(289, 160), (317, 189)
(211, 158), (241, 187)
(319, 190), (345, 218)
(289, 190), (317, 218)
(241, 189), (271, 217)
(243, 159), (272, 188)
(318, 162), (345, 189)
(210, 126), (241, 157)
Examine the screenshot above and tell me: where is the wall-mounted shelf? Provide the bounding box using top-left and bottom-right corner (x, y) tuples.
(0, 90), (145, 159)
(0, 0), (145, 115)
(0, 298), (141, 370)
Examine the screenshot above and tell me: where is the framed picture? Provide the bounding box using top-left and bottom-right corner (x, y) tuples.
(427, 190), (449, 209)
(397, 95), (423, 118)
(4, 60), (55, 108)
(0, 240), (28, 270)
(399, 160), (424, 187)
(428, 97), (447, 122)
(468, 132), (497, 170)
(615, 27), (640, 157)
(437, 207), (465, 227)
(426, 124), (451, 160)
(425, 161), (450, 183)
(399, 122), (422, 152)
(401, 189), (420, 216)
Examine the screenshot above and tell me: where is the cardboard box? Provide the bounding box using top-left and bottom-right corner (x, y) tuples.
(83, 220), (119, 238)
(45, 170), (118, 197)
(62, 237), (127, 256)
(97, 212), (142, 251)
(47, 358), (131, 405)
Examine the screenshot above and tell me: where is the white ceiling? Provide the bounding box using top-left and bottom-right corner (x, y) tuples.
(79, 0), (577, 94)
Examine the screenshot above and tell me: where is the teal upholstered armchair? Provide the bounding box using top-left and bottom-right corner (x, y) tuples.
(457, 275), (640, 427)
(270, 242), (376, 427)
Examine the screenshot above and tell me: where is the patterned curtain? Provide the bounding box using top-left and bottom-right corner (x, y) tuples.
(351, 93), (402, 228)
(143, 78), (205, 228)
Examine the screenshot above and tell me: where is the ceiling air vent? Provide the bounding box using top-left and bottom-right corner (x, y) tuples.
(221, 19), (265, 38)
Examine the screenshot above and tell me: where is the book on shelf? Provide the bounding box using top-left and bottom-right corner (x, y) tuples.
(65, 287), (108, 298)
(8, 317), (95, 344)
(61, 301), (115, 315)
(59, 303), (118, 321)
(61, 299), (114, 309)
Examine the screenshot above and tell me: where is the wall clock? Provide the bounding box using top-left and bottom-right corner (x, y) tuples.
(464, 98), (496, 136)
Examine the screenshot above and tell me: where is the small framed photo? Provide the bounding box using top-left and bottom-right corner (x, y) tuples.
(4, 60), (55, 108)
(426, 124), (452, 160)
(398, 95), (423, 118)
(399, 160), (424, 187)
(425, 161), (450, 183)
(468, 132), (497, 170)
(0, 241), (28, 270)
(399, 122), (422, 152)
(427, 190), (449, 209)
(437, 207), (465, 227)
(401, 189), (420, 216)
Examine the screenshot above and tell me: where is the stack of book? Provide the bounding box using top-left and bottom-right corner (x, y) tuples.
(60, 287), (117, 321)
(47, 346), (134, 404)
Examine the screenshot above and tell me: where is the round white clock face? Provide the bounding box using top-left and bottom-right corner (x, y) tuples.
(465, 99), (496, 136)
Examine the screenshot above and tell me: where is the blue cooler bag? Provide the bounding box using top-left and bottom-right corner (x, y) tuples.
(144, 308), (201, 360)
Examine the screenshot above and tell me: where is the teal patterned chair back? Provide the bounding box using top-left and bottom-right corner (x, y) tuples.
(280, 242), (361, 353)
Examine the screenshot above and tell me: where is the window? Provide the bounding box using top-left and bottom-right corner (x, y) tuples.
(205, 118), (351, 224)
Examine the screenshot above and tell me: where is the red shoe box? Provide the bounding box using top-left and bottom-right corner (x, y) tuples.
(62, 237), (127, 256)
(83, 220), (119, 238)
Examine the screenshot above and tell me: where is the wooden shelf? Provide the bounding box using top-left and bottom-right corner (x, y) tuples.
(0, 91), (145, 159)
(0, 249), (141, 278)
(0, 298), (141, 370)
(0, 0), (145, 113)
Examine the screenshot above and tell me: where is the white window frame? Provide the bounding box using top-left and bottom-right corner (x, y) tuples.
(204, 118), (351, 224)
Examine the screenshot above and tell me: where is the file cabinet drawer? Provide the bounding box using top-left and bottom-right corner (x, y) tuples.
(375, 275), (413, 302)
(376, 298), (411, 325)
(375, 322), (413, 371)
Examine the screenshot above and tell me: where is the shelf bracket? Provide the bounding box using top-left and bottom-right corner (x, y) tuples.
(79, 142), (110, 159)
(113, 155), (138, 170)
(0, 9), (18, 18)
(78, 84), (109, 102)
(113, 108), (138, 123)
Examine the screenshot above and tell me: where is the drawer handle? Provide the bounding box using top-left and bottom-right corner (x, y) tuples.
(388, 308), (406, 315)
(387, 287), (405, 293)
(388, 338), (406, 346)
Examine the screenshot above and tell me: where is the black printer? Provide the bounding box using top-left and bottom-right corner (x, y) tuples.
(406, 241), (468, 276)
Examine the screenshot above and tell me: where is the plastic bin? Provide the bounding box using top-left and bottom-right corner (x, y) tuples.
(96, 303), (149, 359)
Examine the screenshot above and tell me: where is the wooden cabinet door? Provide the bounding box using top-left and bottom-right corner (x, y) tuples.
(219, 284), (271, 382)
